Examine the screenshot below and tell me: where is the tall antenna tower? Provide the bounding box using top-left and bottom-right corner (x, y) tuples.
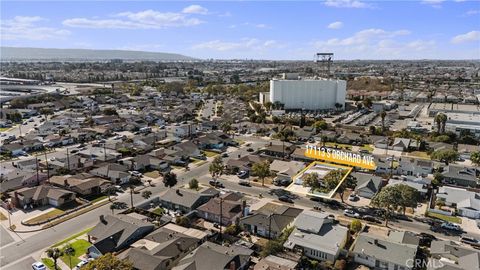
(314, 52), (334, 78)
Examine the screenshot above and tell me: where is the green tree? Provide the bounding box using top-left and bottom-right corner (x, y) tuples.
(176, 216), (190, 227)
(46, 247), (63, 270)
(102, 108), (118, 116)
(371, 185), (402, 226)
(189, 178), (199, 190)
(362, 98), (373, 108)
(302, 172), (320, 190)
(209, 156), (224, 179)
(141, 190), (152, 200)
(396, 184), (421, 214)
(252, 161), (270, 186)
(471, 151), (480, 166)
(380, 110), (387, 131)
(110, 201), (127, 214)
(336, 173), (357, 203)
(313, 120), (328, 131)
(163, 172), (178, 188)
(84, 253), (133, 270)
(430, 149), (459, 164)
(63, 244), (75, 269)
(432, 172), (444, 188)
(350, 219), (362, 233)
(104, 186), (117, 202)
(434, 113), (447, 134)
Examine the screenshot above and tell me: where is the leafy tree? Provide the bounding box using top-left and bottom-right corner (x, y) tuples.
(209, 156), (224, 179)
(102, 108), (118, 116)
(396, 184), (421, 214)
(302, 172), (320, 190)
(313, 120), (328, 131)
(163, 172), (177, 188)
(434, 113), (447, 134)
(371, 185), (402, 226)
(323, 170), (348, 196)
(432, 172), (444, 188)
(336, 173), (357, 203)
(362, 98), (373, 108)
(350, 219), (362, 233)
(176, 216), (190, 227)
(46, 248), (63, 270)
(188, 178), (199, 190)
(84, 253), (133, 270)
(369, 125), (376, 135)
(380, 110), (387, 131)
(141, 190), (152, 200)
(252, 161), (270, 186)
(224, 224), (241, 235)
(471, 151), (480, 166)
(430, 149), (459, 164)
(63, 244), (75, 269)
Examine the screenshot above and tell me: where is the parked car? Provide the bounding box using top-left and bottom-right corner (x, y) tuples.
(278, 196), (293, 203)
(221, 153), (229, 158)
(460, 236), (480, 248)
(348, 194), (359, 201)
(274, 178), (291, 186)
(32, 262), (47, 270)
(343, 209), (360, 218)
(441, 222), (462, 231)
(129, 171), (143, 177)
(209, 180), (224, 188)
(239, 179), (251, 186)
(362, 215), (379, 223)
(74, 260), (89, 269)
(418, 232), (436, 247)
(237, 170), (249, 179)
(246, 148), (254, 152)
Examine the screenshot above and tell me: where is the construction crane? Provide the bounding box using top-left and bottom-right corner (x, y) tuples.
(314, 52), (334, 77)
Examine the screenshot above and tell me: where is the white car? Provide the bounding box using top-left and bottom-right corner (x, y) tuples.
(441, 222), (461, 231)
(343, 209), (360, 218)
(74, 260), (89, 269)
(129, 171), (142, 177)
(32, 262), (47, 270)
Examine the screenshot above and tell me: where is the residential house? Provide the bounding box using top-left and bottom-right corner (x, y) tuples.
(429, 240), (480, 270)
(258, 143), (296, 159)
(352, 232), (419, 270)
(397, 158), (433, 177)
(0, 168), (48, 192)
(0, 143), (25, 156)
(269, 160), (304, 186)
(11, 185), (76, 208)
(48, 174), (112, 196)
(167, 123), (198, 138)
(172, 241), (253, 270)
(351, 172), (383, 199)
(197, 192), (244, 226)
(254, 255), (299, 270)
(441, 165), (478, 188)
(87, 215), (155, 258)
(240, 202), (303, 239)
(195, 132), (234, 150)
(121, 155), (170, 173)
(172, 141), (202, 159)
(226, 155), (267, 174)
(120, 226), (203, 270)
(283, 210), (348, 264)
(392, 138), (411, 152)
(89, 163), (131, 185)
(436, 186), (480, 219)
(159, 187), (219, 214)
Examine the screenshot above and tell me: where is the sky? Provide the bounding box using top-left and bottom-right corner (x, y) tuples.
(1, 0), (479, 60)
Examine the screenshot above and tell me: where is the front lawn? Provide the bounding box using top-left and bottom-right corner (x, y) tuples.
(53, 227), (93, 247)
(0, 127), (11, 132)
(42, 258), (55, 270)
(24, 208), (65, 225)
(203, 150), (219, 157)
(144, 170), (161, 178)
(407, 151), (431, 160)
(89, 195), (108, 204)
(427, 212), (462, 224)
(0, 212), (7, 221)
(325, 142), (353, 151)
(60, 239), (91, 268)
(360, 144), (374, 153)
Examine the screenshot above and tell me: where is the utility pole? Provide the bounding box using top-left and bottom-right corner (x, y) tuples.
(36, 155), (40, 186)
(103, 143), (107, 161)
(44, 150), (50, 180)
(66, 148), (70, 171)
(219, 197), (223, 241)
(268, 214), (273, 239)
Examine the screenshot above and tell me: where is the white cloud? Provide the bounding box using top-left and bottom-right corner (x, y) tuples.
(182, 5), (208, 15)
(311, 28), (435, 59)
(1, 16), (70, 40)
(465, 10), (480, 16)
(327, 21), (343, 29)
(324, 0), (372, 8)
(192, 38), (284, 52)
(63, 9), (203, 29)
(451, 31), (480, 44)
(255, 24), (269, 29)
(421, 0), (445, 8)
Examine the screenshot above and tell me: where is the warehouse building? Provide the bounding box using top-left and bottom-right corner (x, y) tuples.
(268, 73), (346, 111)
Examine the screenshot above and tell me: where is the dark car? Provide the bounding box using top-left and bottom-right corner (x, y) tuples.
(221, 153), (229, 158)
(239, 180), (251, 186)
(460, 237), (480, 248)
(246, 148), (254, 152)
(209, 180), (224, 188)
(418, 233), (436, 247)
(362, 215), (379, 223)
(278, 196), (293, 203)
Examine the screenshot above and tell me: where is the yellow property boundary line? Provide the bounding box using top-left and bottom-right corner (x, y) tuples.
(286, 161), (353, 199)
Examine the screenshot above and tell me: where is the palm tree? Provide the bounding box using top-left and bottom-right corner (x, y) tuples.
(380, 110), (387, 132)
(46, 248), (63, 270)
(129, 186), (135, 208)
(440, 113), (447, 134)
(434, 113), (447, 134)
(105, 186), (117, 202)
(63, 244), (75, 270)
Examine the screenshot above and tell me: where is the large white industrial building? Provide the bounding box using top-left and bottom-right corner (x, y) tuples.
(268, 74), (346, 111)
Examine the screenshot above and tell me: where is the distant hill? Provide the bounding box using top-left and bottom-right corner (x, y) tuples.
(0, 47), (196, 61)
